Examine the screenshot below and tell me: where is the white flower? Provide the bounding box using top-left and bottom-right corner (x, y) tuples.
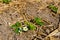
(23, 26), (28, 31)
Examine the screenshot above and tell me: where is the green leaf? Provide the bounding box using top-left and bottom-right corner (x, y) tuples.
(14, 27), (23, 34)
(34, 17), (41, 22)
(3, 0), (11, 4)
(48, 4), (58, 13)
(36, 22), (44, 26)
(11, 22), (21, 29)
(27, 22), (36, 30)
(14, 28), (19, 34)
(34, 17), (44, 26)
(15, 22), (21, 27)
(11, 24), (17, 28)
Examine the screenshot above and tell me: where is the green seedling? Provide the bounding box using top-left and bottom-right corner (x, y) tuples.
(14, 27), (23, 34)
(3, 0), (11, 4)
(48, 4), (58, 13)
(11, 22), (22, 34)
(34, 17), (44, 26)
(25, 22), (36, 30)
(11, 22), (21, 28)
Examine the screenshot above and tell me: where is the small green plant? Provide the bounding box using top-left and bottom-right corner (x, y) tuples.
(11, 22), (22, 34)
(48, 4), (58, 13)
(25, 22), (36, 30)
(3, 0), (11, 4)
(14, 27), (23, 34)
(11, 22), (21, 28)
(34, 17), (44, 26)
